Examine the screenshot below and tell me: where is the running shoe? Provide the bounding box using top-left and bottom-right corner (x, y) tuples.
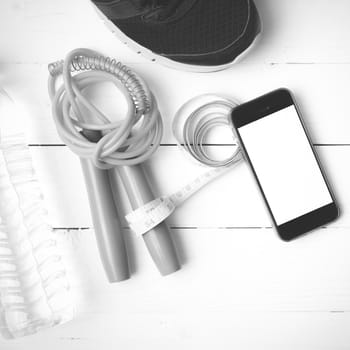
(91, 0), (262, 72)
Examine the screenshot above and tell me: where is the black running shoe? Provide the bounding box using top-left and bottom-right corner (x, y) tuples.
(91, 0), (262, 72)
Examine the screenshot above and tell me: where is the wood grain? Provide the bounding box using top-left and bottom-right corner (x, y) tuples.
(0, 0), (350, 349)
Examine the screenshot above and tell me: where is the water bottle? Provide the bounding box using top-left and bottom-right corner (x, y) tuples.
(0, 88), (74, 338)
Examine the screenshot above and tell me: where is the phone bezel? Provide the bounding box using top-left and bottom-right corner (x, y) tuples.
(231, 88), (339, 241)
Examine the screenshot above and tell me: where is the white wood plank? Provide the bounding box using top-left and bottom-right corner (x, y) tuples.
(57, 227), (350, 313)
(254, 0), (350, 64)
(2, 227), (350, 349)
(1, 1), (349, 144)
(0, 0), (350, 64)
(2, 312), (350, 350)
(30, 145), (350, 229)
(1, 62), (350, 145)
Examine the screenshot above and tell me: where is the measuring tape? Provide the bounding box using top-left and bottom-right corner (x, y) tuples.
(126, 155), (243, 236)
(126, 95), (243, 236)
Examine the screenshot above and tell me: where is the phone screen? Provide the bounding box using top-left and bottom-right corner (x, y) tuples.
(232, 89), (338, 240)
(238, 104), (333, 226)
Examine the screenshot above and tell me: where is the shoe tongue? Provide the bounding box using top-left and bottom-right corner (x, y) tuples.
(93, 0), (149, 20)
(145, 0), (193, 22)
(93, 0), (191, 21)
(133, 0), (183, 17)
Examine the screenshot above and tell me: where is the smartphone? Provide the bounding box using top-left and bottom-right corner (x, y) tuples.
(231, 88), (339, 241)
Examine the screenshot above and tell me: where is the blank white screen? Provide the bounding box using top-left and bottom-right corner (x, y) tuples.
(239, 105), (333, 225)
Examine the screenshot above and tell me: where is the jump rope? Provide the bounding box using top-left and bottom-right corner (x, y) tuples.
(48, 49), (243, 282)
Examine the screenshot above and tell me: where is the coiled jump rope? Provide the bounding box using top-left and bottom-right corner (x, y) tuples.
(48, 48), (180, 282)
(127, 94), (244, 236)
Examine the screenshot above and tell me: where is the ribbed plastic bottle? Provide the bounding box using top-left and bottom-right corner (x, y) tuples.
(0, 88), (74, 338)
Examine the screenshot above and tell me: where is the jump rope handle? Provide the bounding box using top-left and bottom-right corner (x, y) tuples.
(109, 166), (181, 276)
(80, 159), (130, 282)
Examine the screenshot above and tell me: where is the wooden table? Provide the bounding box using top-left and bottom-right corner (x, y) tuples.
(1, 0), (350, 349)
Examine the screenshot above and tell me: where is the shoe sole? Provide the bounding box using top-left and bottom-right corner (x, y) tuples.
(93, 5), (261, 73)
